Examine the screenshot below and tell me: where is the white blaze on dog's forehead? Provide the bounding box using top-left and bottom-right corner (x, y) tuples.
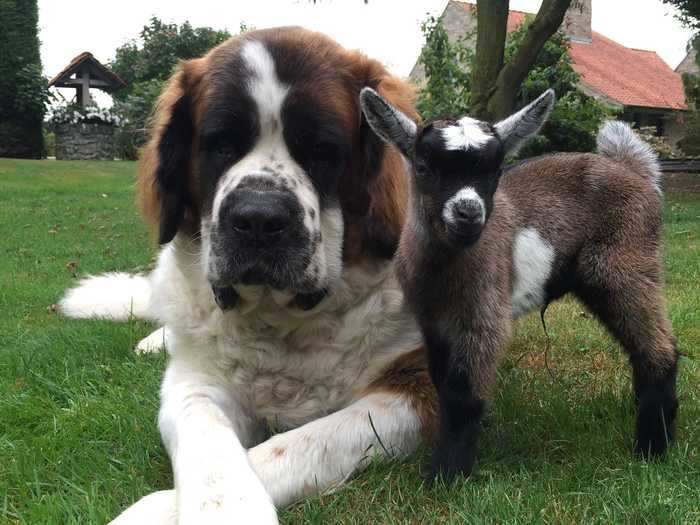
(511, 228), (555, 318)
(241, 40), (289, 125)
(441, 186), (486, 225)
(211, 39), (295, 221)
(441, 117), (492, 151)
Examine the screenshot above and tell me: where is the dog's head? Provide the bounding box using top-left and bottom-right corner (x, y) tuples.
(138, 27), (416, 310)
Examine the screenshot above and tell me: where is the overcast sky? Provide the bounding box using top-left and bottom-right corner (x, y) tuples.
(39, 0), (694, 106)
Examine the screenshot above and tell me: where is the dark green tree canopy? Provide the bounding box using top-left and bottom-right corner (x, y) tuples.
(110, 18), (231, 102)
(109, 18), (233, 159)
(663, 0), (700, 29)
(0, 0), (48, 158)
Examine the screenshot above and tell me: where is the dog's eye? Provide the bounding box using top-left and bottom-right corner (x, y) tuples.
(215, 144), (237, 160)
(312, 142), (341, 163)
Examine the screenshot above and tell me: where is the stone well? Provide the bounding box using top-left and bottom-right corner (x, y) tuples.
(55, 121), (115, 160)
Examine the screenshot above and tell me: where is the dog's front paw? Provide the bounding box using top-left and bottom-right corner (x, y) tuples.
(179, 486), (278, 525)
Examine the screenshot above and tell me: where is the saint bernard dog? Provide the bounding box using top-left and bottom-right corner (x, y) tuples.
(60, 27), (438, 523)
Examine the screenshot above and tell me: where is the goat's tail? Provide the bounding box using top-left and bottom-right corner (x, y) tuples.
(597, 120), (662, 193)
(59, 272), (154, 321)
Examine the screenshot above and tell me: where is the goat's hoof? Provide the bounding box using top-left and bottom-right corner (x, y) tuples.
(634, 436), (671, 459)
(425, 455), (475, 487)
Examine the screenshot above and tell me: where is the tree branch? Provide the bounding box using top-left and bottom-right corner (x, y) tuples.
(489, 0), (572, 120)
(470, 0), (510, 120)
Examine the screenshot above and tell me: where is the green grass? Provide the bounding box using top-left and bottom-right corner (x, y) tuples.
(1, 159), (698, 524)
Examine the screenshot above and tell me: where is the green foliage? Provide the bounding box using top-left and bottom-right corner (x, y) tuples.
(416, 16), (613, 156)
(415, 16), (473, 118)
(43, 129), (55, 158)
(110, 18), (232, 102)
(109, 18), (233, 159)
(0, 0), (48, 158)
(662, 0), (700, 29)
(677, 111), (700, 156)
(637, 126), (679, 158)
(112, 80), (165, 160)
(47, 103), (121, 126)
(676, 37), (700, 156)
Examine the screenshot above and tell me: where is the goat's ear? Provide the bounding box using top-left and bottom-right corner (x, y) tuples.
(495, 89), (555, 157)
(360, 87), (417, 158)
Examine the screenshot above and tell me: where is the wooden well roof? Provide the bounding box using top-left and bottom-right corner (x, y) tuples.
(48, 52), (126, 91)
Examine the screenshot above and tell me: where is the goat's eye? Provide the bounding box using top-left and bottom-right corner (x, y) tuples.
(414, 157), (430, 174)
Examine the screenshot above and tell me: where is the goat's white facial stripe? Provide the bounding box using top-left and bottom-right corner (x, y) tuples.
(441, 117), (492, 151)
(511, 228), (554, 318)
(442, 186), (486, 225)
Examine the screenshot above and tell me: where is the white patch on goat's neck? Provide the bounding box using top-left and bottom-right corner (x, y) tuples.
(442, 186), (486, 225)
(511, 228), (555, 318)
(442, 117), (492, 151)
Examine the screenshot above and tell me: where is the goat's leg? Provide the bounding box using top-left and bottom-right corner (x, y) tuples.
(576, 251), (678, 457)
(423, 320), (507, 483)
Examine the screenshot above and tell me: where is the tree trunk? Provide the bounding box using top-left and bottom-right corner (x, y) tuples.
(470, 0), (510, 120)
(471, 0), (572, 121)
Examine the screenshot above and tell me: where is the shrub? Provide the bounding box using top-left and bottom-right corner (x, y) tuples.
(108, 18), (233, 160)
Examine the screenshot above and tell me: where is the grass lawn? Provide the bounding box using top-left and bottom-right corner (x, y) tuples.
(1, 158), (698, 524)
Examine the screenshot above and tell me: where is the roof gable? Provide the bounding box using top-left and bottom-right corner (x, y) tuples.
(569, 32), (686, 110)
(49, 52), (126, 91)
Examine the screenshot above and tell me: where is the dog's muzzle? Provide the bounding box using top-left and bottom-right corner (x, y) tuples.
(208, 178), (325, 308)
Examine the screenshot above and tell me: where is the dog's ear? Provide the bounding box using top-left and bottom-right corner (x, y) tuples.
(137, 59), (205, 244)
(343, 55), (418, 261)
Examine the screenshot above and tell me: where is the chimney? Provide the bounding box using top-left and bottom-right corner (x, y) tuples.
(563, 0), (592, 43)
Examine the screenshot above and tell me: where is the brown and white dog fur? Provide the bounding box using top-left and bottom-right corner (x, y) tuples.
(60, 27), (439, 524)
(360, 88), (679, 481)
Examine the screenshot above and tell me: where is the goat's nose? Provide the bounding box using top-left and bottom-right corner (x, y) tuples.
(221, 190), (292, 240)
(453, 200), (483, 224)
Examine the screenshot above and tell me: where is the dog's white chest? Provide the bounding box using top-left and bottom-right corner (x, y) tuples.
(219, 281), (420, 429)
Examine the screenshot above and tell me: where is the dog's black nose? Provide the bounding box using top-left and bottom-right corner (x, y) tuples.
(221, 190), (292, 241)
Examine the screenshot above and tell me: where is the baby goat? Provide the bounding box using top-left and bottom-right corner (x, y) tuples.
(360, 88), (679, 481)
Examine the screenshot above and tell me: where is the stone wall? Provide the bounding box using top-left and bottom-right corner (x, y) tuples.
(55, 122), (115, 160)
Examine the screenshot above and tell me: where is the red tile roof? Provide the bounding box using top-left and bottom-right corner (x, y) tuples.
(452, 1), (686, 111)
(569, 33), (686, 110)
(505, 10), (527, 33)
